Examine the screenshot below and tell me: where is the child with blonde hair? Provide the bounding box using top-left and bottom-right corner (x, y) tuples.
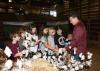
(46, 27), (58, 55)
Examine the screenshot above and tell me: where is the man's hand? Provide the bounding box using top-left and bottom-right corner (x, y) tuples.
(73, 47), (77, 54)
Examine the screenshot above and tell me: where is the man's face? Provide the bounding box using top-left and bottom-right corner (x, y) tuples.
(69, 17), (78, 26)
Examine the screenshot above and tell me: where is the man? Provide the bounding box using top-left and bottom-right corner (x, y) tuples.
(68, 14), (87, 54)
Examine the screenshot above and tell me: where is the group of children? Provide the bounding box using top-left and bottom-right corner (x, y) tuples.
(5, 25), (72, 61)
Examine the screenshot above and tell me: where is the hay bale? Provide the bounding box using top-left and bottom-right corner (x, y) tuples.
(0, 49), (6, 70)
(27, 58), (58, 71)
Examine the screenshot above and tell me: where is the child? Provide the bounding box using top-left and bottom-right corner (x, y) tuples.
(39, 27), (49, 52)
(9, 32), (22, 61)
(65, 34), (72, 46)
(30, 25), (40, 52)
(18, 29), (26, 51)
(46, 27), (58, 55)
(54, 27), (65, 48)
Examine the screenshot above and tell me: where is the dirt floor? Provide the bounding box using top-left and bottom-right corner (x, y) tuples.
(86, 45), (100, 71)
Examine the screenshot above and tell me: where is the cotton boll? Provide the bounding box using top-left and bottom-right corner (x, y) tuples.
(4, 46), (12, 57)
(58, 55), (62, 62)
(73, 61), (79, 67)
(22, 40), (30, 49)
(70, 68), (75, 71)
(79, 53), (85, 60)
(44, 48), (48, 51)
(58, 48), (63, 54)
(87, 52), (93, 59)
(23, 50), (29, 57)
(79, 64), (84, 69)
(79, 53), (82, 58)
(25, 32), (32, 41)
(32, 55), (38, 60)
(61, 65), (68, 71)
(71, 56), (76, 63)
(37, 53), (42, 58)
(68, 63), (72, 68)
(52, 56), (56, 60)
(86, 60), (92, 67)
(16, 59), (23, 69)
(5, 59), (13, 70)
(43, 55), (47, 60)
(82, 62), (86, 66)
(75, 65), (79, 71)
(81, 55), (85, 60)
(72, 63), (76, 67)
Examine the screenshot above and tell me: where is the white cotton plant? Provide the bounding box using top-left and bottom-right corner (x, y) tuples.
(24, 32), (32, 41)
(79, 53), (85, 60)
(70, 68), (75, 71)
(58, 48), (63, 54)
(58, 55), (65, 66)
(4, 59), (13, 70)
(67, 63), (72, 68)
(87, 52), (93, 60)
(22, 40), (30, 49)
(70, 56), (76, 64)
(43, 55), (47, 60)
(22, 50), (29, 57)
(78, 63), (84, 70)
(58, 48), (66, 55)
(16, 59), (23, 69)
(32, 55), (39, 60)
(60, 65), (68, 71)
(85, 60), (92, 67)
(74, 65), (79, 71)
(4, 46), (12, 57)
(81, 55), (85, 60)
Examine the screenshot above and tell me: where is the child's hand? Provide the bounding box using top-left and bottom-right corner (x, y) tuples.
(14, 52), (22, 57)
(45, 42), (51, 48)
(54, 49), (59, 52)
(35, 40), (41, 45)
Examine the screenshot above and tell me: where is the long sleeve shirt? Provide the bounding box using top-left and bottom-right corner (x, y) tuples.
(70, 21), (87, 54)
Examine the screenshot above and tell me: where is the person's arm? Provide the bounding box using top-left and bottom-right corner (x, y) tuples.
(14, 52), (22, 57)
(44, 42), (58, 52)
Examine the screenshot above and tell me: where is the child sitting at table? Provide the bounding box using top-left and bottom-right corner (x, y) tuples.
(9, 32), (22, 61)
(39, 26), (49, 53)
(30, 25), (40, 53)
(54, 27), (65, 48)
(65, 34), (72, 47)
(46, 27), (58, 55)
(18, 29), (27, 52)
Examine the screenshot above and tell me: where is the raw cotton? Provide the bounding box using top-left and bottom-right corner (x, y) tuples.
(28, 58), (58, 71)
